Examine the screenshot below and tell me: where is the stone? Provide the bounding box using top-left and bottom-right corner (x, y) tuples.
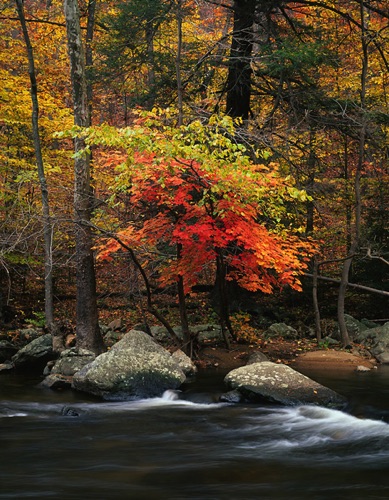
(149, 324), (225, 344)
(108, 318), (124, 331)
(342, 314), (371, 343)
(246, 351), (268, 364)
(219, 389), (245, 403)
(265, 323), (299, 340)
(171, 349), (197, 376)
(0, 361), (15, 372)
(355, 365), (371, 372)
(72, 330), (186, 400)
(224, 361), (347, 408)
(50, 348), (96, 376)
(18, 328), (43, 343)
(367, 323), (389, 363)
(39, 374), (73, 390)
(11, 334), (56, 371)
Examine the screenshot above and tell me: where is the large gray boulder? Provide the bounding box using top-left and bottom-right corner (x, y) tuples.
(224, 361), (347, 408)
(11, 334), (56, 370)
(72, 330), (186, 400)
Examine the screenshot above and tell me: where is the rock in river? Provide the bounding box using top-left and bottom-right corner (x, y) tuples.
(224, 361), (347, 408)
(72, 330), (186, 400)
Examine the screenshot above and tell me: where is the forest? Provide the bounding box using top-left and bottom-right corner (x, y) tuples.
(0, 0), (388, 357)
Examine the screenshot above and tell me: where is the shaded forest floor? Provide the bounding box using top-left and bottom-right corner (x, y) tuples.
(1, 272), (383, 373)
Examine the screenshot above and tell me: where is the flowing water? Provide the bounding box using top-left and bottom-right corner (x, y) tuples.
(2, 366), (389, 499)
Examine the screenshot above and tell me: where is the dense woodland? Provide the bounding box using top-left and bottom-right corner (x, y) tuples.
(0, 0), (388, 355)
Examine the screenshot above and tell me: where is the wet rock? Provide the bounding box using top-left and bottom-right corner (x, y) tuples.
(224, 361), (347, 408)
(219, 389), (245, 403)
(11, 334), (56, 371)
(61, 406), (80, 417)
(0, 361), (15, 372)
(39, 373), (73, 390)
(72, 330), (186, 400)
(355, 365), (371, 372)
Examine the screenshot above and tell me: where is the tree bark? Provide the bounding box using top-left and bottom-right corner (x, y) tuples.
(225, 0), (256, 120)
(312, 257), (322, 341)
(175, 0), (184, 125)
(15, 0), (54, 329)
(63, 0), (104, 354)
(337, 0), (368, 347)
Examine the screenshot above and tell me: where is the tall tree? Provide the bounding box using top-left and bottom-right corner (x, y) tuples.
(225, 0), (256, 120)
(63, 0), (104, 354)
(14, 0), (54, 329)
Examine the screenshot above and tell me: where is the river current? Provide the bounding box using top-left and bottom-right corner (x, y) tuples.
(2, 366), (389, 499)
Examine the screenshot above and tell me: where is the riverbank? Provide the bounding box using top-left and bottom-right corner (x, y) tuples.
(197, 338), (377, 372)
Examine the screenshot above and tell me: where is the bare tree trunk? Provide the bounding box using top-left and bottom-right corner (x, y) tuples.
(85, 0), (95, 123)
(225, 0), (256, 120)
(175, 0), (184, 126)
(177, 244), (191, 353)
(216, 251), (233, 350)
(337, 0), (367, 347)
(15, 0), (54, 329)
(312, 257), (322, 341)
(63, 0), (104, 354)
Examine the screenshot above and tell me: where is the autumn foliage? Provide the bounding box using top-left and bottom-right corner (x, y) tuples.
(93, 114), (315, 300)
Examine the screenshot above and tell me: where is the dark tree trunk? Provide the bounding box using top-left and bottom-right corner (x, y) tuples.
(15, 0), (54, 329)
(225, 0), (256, 120)
(337, 0), (367, 348)
(63, 0), (104, 354)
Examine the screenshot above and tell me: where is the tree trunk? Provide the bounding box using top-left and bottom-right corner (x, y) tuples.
(63, 0), (104, 354)
(337, 0), (367, 348)
(225, 0), (256, 120)
(177, 244), (191, 354)
(216, 251), (233, 349)
(312, 257), (322, 342)
(175, 0), (184, 126)
(15, 0), (54, 329)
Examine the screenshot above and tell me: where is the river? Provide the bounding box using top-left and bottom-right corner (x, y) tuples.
(2, 366), (389, 499)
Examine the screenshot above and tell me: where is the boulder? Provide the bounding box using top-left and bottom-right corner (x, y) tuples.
(72, 330), (186, 400)
(50, 348), (96, 376)
(149, 324), (225, 344)
(224, 361), (347, 408)
(171, 349), (197, 376)
(39, 374), (73, 390)
(343, 314), (372, 343)
(265, 323), (299, 340)
(369, 322), (389, 363)
(18, 327), (44, 343)
(11, 334), (56, 371)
